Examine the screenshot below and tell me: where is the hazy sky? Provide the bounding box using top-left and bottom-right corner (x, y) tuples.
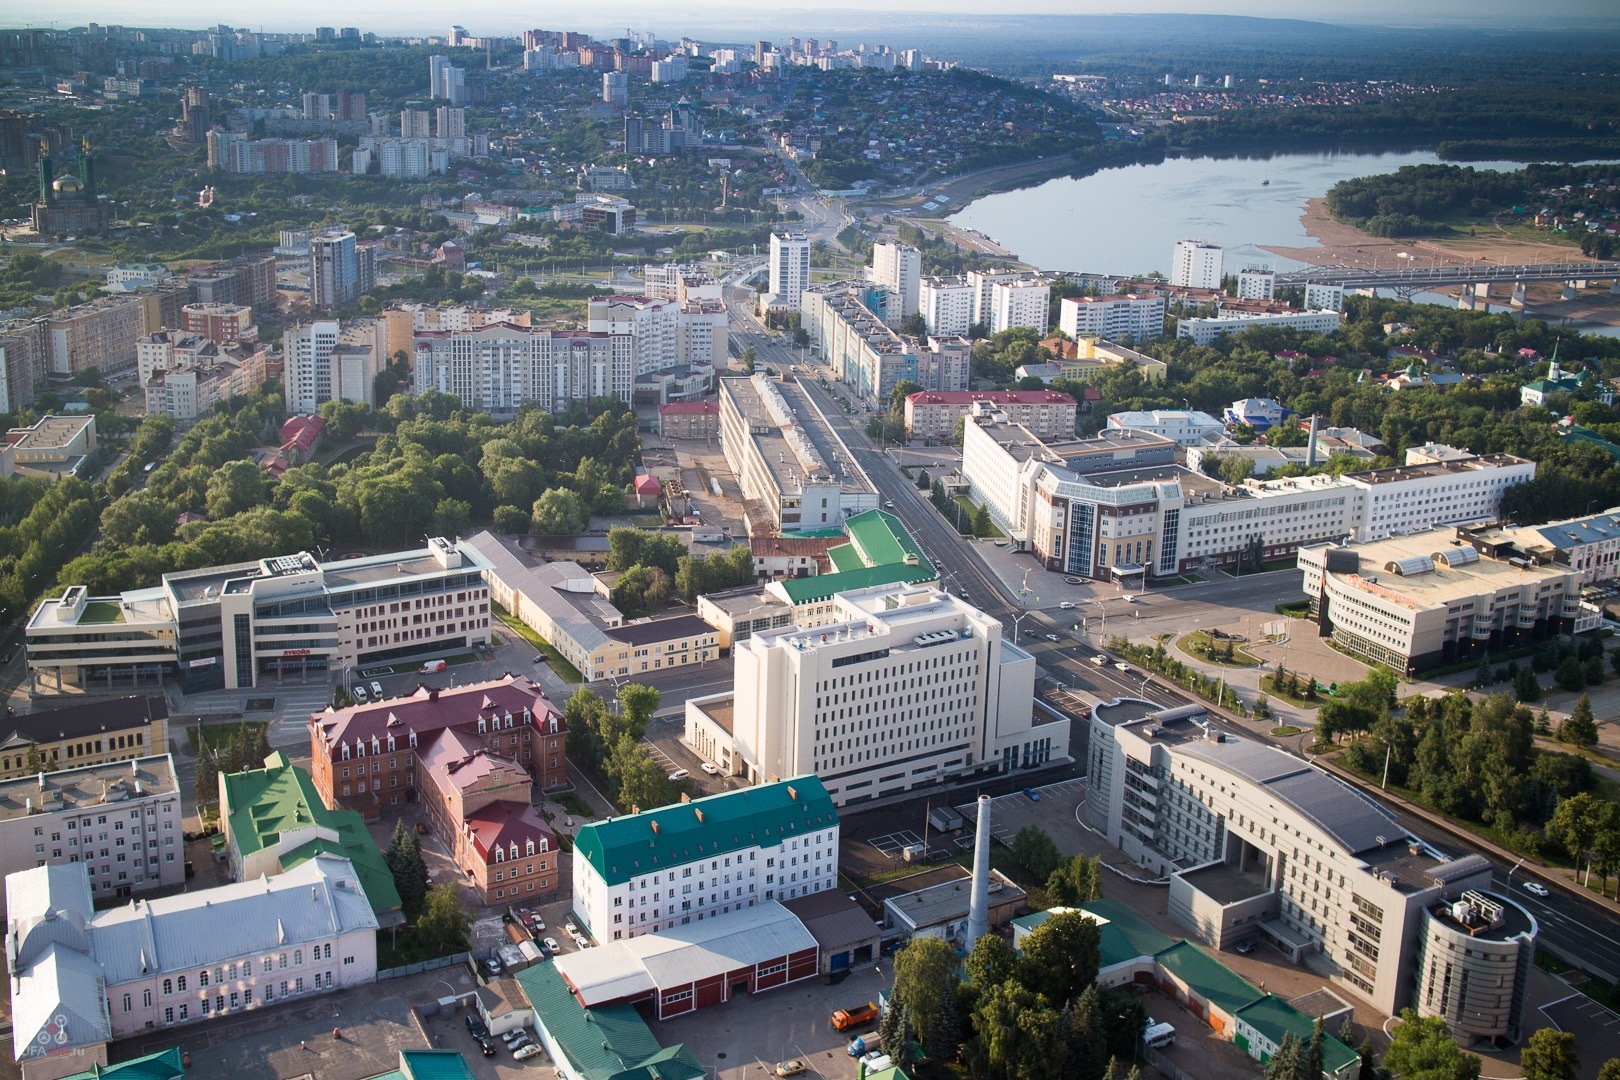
(27, 0), (1620, 35)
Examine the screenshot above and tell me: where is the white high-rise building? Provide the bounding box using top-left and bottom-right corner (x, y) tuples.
(920, 275), (975, 337)
(869, 242), (921, 322)
(284, 319), (382, 413)
(410, 324), (637, 414)
(686, 583), (1051, 806)
(1059, 294), (1167, 342)
(988, 277), (1050, 334)
(428, 55), (465, 103)
(602, 72), (628, 108)
(399, 108), (432, 138)
(587, 295), (680, 374)
(764, 232), (811, 312)
(1170, 240), (1224, 290)
(434, 106), (465, 139)
(966, 269), (1025, 329)
(310, 230), (359, 311)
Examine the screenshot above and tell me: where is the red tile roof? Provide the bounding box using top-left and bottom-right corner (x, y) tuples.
(464, 800), (557, 861)
(907, 390), (1076, 406)
(633, 475), (662, 495)
(657, 401), (719, 415)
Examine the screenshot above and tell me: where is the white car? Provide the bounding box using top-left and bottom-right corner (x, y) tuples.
(1059, 601), (1076, 609)
(542, 937), (560, 953)
(351, 685), (369, 703)
(668, 768), (689, 781)
(1114, 662), (1131, 672)
(1522, 881), (1550, 897)
(700, 762), (719, 775)
(1089, 655), (1107, 666)
(371, 680), (384, 698)
(514, 1044), (544, 1061)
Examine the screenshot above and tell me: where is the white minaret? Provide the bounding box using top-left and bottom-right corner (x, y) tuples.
(964, 794), (992, 952)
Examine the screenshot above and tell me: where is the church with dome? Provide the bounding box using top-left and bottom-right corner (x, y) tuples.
(31, 139), (109, 236)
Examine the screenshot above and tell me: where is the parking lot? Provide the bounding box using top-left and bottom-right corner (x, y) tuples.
(1540, 992), (1620, 1080)
(960, 777), (1092, 856)
(652, 955), (892, 1080)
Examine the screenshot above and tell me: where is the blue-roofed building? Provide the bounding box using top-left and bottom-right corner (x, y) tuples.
(1465, 507), (1620, 585)
(1223, 397), (1288, 431)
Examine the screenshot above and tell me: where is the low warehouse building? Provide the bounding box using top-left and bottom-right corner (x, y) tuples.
(782, 890), (882, 974)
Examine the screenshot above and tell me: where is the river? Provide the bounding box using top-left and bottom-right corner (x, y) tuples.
(947, 149), (1533, 277)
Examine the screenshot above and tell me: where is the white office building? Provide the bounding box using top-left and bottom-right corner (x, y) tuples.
(1343, 450), (1537, 541)
(1059, 294), (1167, 342)
(764, 233), (811, 312)
(1083, 699), (1523, 1019)
(920, 275), (974, 337)
(869, 242), (921, 322)
(1176, 310), (1343, 346)
(687, 584), (1052, 806)
(571, 777), (839, 941)
(988, 277), (1050, 334)
(1170, 240), (1223, 289)
(1106, 409), (1225, 446)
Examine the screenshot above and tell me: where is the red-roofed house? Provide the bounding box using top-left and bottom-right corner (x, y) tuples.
(307, 674), (567, 821)
(657, 400), (720, 439)
(632, 475), (662, 508)
(418, 725), (558, 904)
(904, 389), (1077, 441)
(280, 414), (327, 465)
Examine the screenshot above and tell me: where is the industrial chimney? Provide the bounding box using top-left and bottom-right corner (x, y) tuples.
(1305, 414), (1321, 469)
(964, 794), (992, 953)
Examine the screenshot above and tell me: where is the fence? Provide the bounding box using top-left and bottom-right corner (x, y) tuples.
(1141, 1046), (1198, 1080)
(378, 951), (469, 982)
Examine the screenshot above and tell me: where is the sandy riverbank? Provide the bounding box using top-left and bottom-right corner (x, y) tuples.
(1263, 198), (1620, 326)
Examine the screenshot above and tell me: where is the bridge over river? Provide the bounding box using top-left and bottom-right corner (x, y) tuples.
(1275, 259), (1620, 307)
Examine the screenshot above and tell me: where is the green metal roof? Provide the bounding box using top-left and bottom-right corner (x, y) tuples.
(1152, 941), (1264, 1018)
(514, 963), (704, 1080)
(573, 776), (838, 888)
(1236, 995), (1358, 1077)
(774, 562), (938, 605)
(221, 752), (401, 916)
(61, 1049), (185, 1080)
(843, 510), (929, 569)
(826, 543), (867, 573)
(1561, 425), (1620, 461)
(1082, 899), (1176, 960)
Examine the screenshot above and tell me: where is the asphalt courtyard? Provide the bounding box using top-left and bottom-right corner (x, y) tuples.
(1540, 991), (1620, 1080)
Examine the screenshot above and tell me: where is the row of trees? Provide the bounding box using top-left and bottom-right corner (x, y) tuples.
(561, 684), (680, 814)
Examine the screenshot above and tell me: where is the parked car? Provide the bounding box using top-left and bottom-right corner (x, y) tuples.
(514, 1044), (543, 1061)
(668, 768), (689, 781)
(542, 937), (560, 953)
(370, 680), (384, 698)
(775, 1061), (808, 1077)
(466, 1014), (489, 1039)
(700, 762), (719, 774)
(502, 1029), (528, 1045)
(484, 956), (502, 976)
(475, 1034), (496, 1057)
(351, 685), (368, 703)
(509, 1036), (534, 1054)
(1059, 601), (1076, 609)
(1236, 940), (1258, 955)
(1523, 881), (1550, 897)
(1023, 787), (1040, 802)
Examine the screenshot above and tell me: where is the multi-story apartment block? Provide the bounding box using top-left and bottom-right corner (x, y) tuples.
(47, 296), (145, 375)
(587, 295), (680, 372)
(308, 674), (565, 820)
(0, 753), (183, 903)
(1176, 309), (1343, 346)
(428, 55), (466, 103)
(763, 232), (810, 312)
(0, 696), (168, 781)
(869, 242), (921, 322)
(1085, 699), (1534, 1027)
(310, 230), (374, 311)
(687, 584), (1047, 806)
(434, 106), (465, 139)
(1170, 240), (1223, 289)
(6, 854), (379, 1076)
(206, 131), (339, 174)
(399, 108), (431, 138)
(188, 253), (277, 311)
(719, 374), (878, 533)
(144, 342), (268, 423)
(410, 324), (636, 415)
(572, 777), (839, 941)
(1299, 528), (1595, 674)
(1059, 293), (1167, 342)
(799, 286), (970, 406)
(966, 270), (1024, 329)
(28, 538), (491, 695)
(919, 275), (974, 337)
(905, 389), (1077, 441)
(1236, 268), (1276, 300)
(284, 318), (386, 413)
(988, 276), (1050, 334)
(179, 302), (257, 347)
(657, 400), (720, 438)
(0, 319), (48, 413)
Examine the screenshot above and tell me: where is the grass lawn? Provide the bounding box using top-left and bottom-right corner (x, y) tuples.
(185, 720), (267, 756)
(492, 602), (583, 683)
(1177, 631), (1263, 668)
(1271, 725), (1303, 737)
(1258, 675), (1323, 709)
(951, 496), (1004, 538)
(79, 601), (124, 624)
